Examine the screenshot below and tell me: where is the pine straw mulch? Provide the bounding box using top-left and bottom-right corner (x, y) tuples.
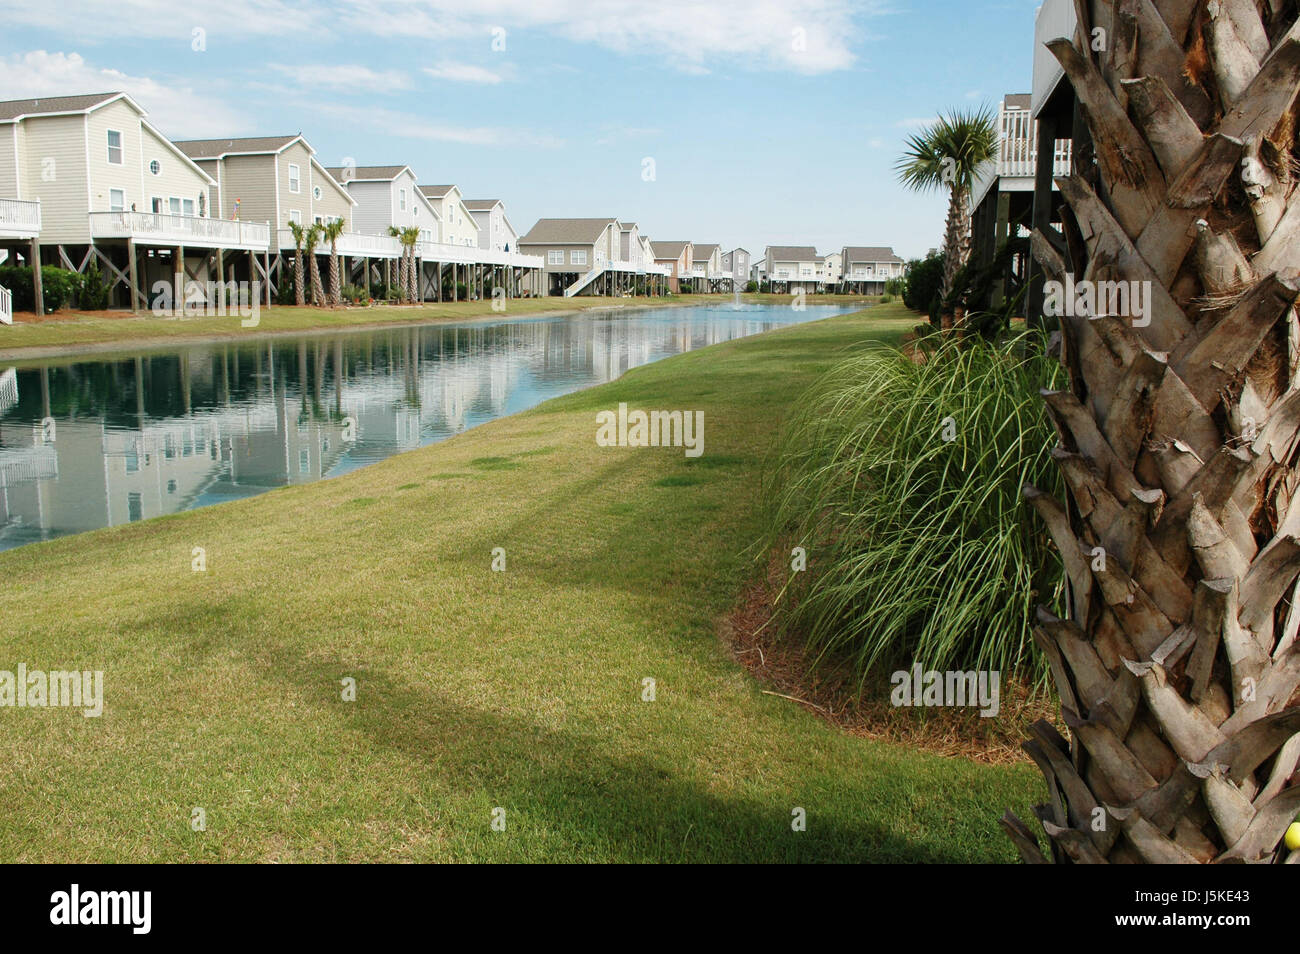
(720, 569), (1065, 766)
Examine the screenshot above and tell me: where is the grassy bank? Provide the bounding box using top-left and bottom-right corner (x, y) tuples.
(0, 302), (1040, 862)
(0, 293), (877, 359)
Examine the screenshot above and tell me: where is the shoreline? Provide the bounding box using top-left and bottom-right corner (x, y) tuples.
(0, 294), (878, 363)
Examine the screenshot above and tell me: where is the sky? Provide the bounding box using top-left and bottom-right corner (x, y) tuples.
(0, 0), (1047, 261)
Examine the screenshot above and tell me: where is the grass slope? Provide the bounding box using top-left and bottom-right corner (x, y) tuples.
(0, 302), (1040, 862)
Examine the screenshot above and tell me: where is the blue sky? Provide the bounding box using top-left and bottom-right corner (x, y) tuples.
(0, 0), (1045, 260)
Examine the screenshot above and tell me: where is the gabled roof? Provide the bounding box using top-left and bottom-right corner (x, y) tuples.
(519, 218), (617, 245)
(767, 245), (819, 262)
(325, 165), (411, 183)
(651, 241), (691, 259)
(419, 184), (459, 199)
(693, 243), (720, 259)
(463, 198), (502, 211)
(173, 135), (304, 159)
(0, 91), (127, 122)
(620, 222), (638, 231)
(842, 245), (905, 264)
(727, 247), (750, 255)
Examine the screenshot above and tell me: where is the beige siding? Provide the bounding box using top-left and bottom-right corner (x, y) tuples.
(278, 143), (309, 224)
(0, 124), (17, 196)
(22, 114), (89, 243)
(309, 160), (351, 229)
(215, 155), (278, 226)
(138, 122), (209, 216)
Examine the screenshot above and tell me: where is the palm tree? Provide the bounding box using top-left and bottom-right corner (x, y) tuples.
(1003, 3), (1300, 865)
(286, 220), (307, 307)
(896, 108), (997, 321)
(388, 226), (409, 302)
(305, 223), (326, 306)
(322, 218), (346, 307)
(403, 226), (422, 303)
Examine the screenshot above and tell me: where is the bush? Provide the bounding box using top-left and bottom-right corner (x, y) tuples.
(276, 274), (298, 305)
(759, 281), (772, 294)
(0, 265), (85, 312)
(744, 280), (758, 293)
(78, 261), (110, 310)
(761, 331), (1063, 687)
(341, 283), (367, 304)
(903, 253), (944, 324)
(879, 293), (893, 304)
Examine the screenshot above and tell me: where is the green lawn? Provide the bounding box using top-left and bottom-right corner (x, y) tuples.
(0, 302), (1040, 862)
(0, 292), (877, 358)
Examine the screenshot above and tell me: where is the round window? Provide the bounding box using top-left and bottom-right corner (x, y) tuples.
(313, 186), (322, 200)
(149, 159), (161, 175)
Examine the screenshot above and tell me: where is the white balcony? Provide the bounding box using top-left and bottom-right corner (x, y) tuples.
(0, 198), (41, 240)
(89, 212), (270, 251)
(417, 240), (544, 269)
(278, 228), (402, 259)
(970, 101), (1073, 209)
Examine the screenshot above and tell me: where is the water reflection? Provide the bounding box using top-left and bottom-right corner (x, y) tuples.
(0, 304), (853, 550)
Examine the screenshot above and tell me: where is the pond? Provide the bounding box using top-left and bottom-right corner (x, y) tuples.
(0, 302), (859, 551)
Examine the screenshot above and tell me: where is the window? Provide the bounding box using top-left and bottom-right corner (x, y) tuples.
(169, 197), (181, 214)
(288, 163), (301, 193)
(399, 189), (407, 211)
(571, 250), (587, 266)
(149, 159), (161, 176)
(314, 215), (323, 225)
(107, 129), (123, 164)
(288, 209), (302, 225)
(313, 185), (322, 200)
(110, 189), (125, 212)
(182, 199), (195, 216)
(151, 197), (162, 213)
(547, 250), (564, 265)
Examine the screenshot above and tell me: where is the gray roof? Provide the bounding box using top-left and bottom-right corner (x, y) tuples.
(842, 246), (904, 264)
(693, 243), (719, 258)
(767, 246), (819, 262)
(651, 241), (691, 259)
(463, 198), (501, 210)
(1005, 93), (1032, 109)
(173, 136), (302, 159)
(519, 218), (616, 245)
(0, 92), (124, 121)
(419, 184), (457, 198)
(324, 165), (408, 183)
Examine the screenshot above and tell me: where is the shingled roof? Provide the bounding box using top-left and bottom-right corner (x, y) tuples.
(842, 246), (905, 264)
(766, 246), (819, 262)
(173, 136), (302, 159)
(651, 241), (691, 259)
(519, 218), (616, 245)
(0, 92), (124, 122)
(324, 165), (410, 183)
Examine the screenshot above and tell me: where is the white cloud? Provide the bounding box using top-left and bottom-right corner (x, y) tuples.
(271, 63), (410, 92)
(302, 100), (563, 148)
(0, 0), (879, 75)
(422, 61), (512, 84)
(0, 50), (243, 138)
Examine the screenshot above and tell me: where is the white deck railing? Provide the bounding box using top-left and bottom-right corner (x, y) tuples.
(278, 228), (402, 258)
(970, 102), (1073, 208)
(0, 198), (41, 238)
(0, 284), (11, 325)
(417, 240), (545, 269)
(89, 212), (270, 250)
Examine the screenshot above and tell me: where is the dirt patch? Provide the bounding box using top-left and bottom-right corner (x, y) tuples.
(721, 572), (1062, 765)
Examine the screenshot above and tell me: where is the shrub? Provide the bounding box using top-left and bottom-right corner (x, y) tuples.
(276, 275), (298, 305)
(78, 261), (111, 310)
(761, 330), (1063, 687)
(0, 265), (84, 312)
(341, 283), (367, 304)
(903, 252), (944, 322)
(879, 293), (893, 304)
(744, 280), (758, 293)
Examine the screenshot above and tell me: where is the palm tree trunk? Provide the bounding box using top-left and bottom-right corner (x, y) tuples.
(941, 184), (970, 297)
(329, 244), (341, 307)
(309, 253), (325, 306)
(293, 250), (305, 307)
(1005, 2), (1300, 865)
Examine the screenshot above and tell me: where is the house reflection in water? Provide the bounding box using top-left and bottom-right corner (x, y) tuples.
(0, 304), (845, 550)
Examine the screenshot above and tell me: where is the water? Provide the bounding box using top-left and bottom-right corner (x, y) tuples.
(0, 303), (855, 551)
